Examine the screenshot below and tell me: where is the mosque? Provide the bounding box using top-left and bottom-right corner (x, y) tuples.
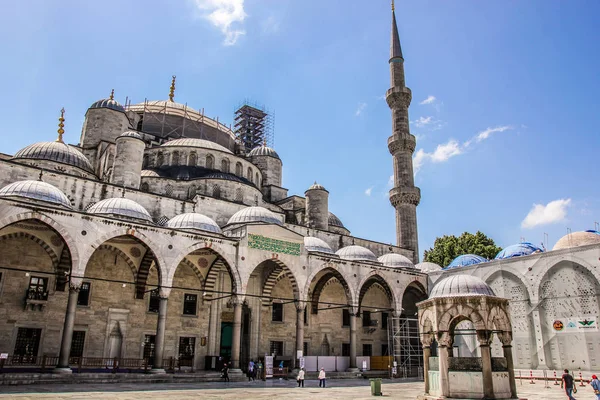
(0, 5), (598, 379)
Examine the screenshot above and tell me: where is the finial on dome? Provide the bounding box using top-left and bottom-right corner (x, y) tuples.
(263, 138), (267, 147)
(392, 0), (395, 11)
(56, 108), (65, 143)
(169, 75), (176, 102)
(109, 89), (115, 100)
(38, 170), (43, 181)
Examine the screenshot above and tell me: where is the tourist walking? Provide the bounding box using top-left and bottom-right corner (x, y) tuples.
(297, 368), (305, 387)
(591, 374), (600, 399)
(248, 359), (255, 381)
(318, 367), (326, 388)
(221, 363), (230, 383)
(561, 369), (576, 400)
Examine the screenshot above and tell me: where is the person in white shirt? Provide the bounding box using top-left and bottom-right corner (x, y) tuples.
(318, 368), (326, 388)
(297, 368), (305, 387)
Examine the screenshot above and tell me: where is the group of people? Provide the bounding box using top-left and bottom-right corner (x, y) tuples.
(561, 369), (600, 400)
(296, 367), (327, 388)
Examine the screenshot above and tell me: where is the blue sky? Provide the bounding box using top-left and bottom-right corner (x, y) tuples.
(1, 1), (599, 259)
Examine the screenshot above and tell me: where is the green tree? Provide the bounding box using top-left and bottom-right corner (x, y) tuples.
(423, 231), (502, 268)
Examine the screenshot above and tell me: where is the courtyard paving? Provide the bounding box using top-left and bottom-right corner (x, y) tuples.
(0, 378), (591, 399)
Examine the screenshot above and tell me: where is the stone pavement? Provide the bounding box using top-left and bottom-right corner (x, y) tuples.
(0, 378), (592, 399)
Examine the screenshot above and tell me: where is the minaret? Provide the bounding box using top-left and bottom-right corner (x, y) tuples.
(386, 1), (420, 263)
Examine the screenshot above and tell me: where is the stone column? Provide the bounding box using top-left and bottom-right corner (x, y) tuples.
(421, 335), (433, 394)
(151, 294), (168, 373)
(55, 280), (82, 373)
(478, 330), (494, 399)
(437, 333), (451, 398)
(348, 310), (359, 370)
(295, 305), (305, 370)
(230, 298), (243, 370)
(531, 308), (549, 369)
(501, 332), (518, 399)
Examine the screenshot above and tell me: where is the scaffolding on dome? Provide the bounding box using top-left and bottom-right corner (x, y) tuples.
(387, 316), (423, 378)
(234, 101), (275, 153)
(124, 99), (236, 149)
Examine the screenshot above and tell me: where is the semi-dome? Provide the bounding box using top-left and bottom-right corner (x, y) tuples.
(87, 198), (153, 222)
(416, 262), (443, 273)
(13, 142), (94, 173)
(118, 130), (143, 140)
(430, 274), (495, 299)
(328, 212), (345, 228)
(553, 231), (600, 251)
(378, 253), (414, 268)
(89, 97), (125, 112)
(304, 236), (333, 253)
(161, 138), (232, 154)
(445, 254), (487, 270)
(227, 206), (283, 226)
(495, 242), (543, 260)
(0, 180), (72, 209)
(166, 213), (221, 233)
(248, 146), (280, 159)
(336, 245), (378, 262)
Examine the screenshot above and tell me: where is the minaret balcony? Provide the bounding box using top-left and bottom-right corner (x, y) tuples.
(388, 135), (416, 155)
(389, 186), (421, 207)
(386, 87), (412, 109)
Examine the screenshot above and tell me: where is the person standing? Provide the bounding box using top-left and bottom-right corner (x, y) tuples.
(591, 374), (600, 400)
(318, 368), (326, 388)
(297, 368), (305, 387)
(222, 363), (230, 383)
(248, 359), (255, 381)
(561, 369), (576, 400)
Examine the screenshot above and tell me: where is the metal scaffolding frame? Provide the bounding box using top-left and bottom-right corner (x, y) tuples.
(388, 316), (423, 378)
(233, 102), (275, 152)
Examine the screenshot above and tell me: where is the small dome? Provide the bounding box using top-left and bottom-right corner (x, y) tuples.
(430, 274), (495, 299)
(495, 242), (543, 260)
(141, 170), (161, 177)
(13, 142), (94, 173)
(161, 138), (232, 154)
(88, 198), (152, 222)
(118, 130), (143, 140)
(227, 206), (283, 226)
(553, 231), (600, 251)
(445, 254), (487, 270)
(166, 213), (221, 233)
(304, 237), (333, 253)
(248, 146), (280, 159)
(0, 180), (72, 208)
(336, 245), (378, 262)
(378, 253), (414, 268)
(306, 182), (328, 192)
(328, 212), (345, 228)
(90, 98), (125, 112)
(416, 262), (443, 273)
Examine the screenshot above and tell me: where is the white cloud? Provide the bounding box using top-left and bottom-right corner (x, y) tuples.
(355, 102), (367, 117)
(521, 199), (572, 229)
(388, 175), (394, 188)
(413, 140), (462, 174)
(193, 0), (247, 46)
(262, 15), (280, 34)
(413, 116), (433, 127)
(476, 126), (512, 142)
(365, 187), (373, 196)
(419, 95), (436, 105)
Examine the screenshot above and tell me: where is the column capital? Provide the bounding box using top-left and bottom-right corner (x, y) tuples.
(420, 333), (434, 347)
(437, 331), (453, 347)
(295, 302), (306, 312)
(69, 277), (84, 291)
(476, 330), (493, 346)
(498, 331), (513, 347)
(158, 287), (170, 299)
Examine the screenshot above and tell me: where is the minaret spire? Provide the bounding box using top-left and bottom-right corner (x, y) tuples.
(386, 4), (420, 263)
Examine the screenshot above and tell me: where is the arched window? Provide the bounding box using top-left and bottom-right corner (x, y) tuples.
(221, 158), (230, 173)
(212, 184), (221, 199)
(141, 182), (150, 192)
(235, 188), (243, 203)
(255, 172), (259, 187)
(235, 162), (243, 177)
(157, 152), (164, 166)
(189, 152), (197, 166)
(247, 167), (253, 182)
(172, 151), (180, 166)
(206, 154), (215, 170)
(143, 154), (149, 168)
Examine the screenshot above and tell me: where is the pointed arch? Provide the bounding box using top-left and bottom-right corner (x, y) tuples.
(308, 268), (354, 314)
(260, 259), (300, 305)
(304, 263), (357, 307)
(96, 244), (138, 279)
(357, 271), (397, 313)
